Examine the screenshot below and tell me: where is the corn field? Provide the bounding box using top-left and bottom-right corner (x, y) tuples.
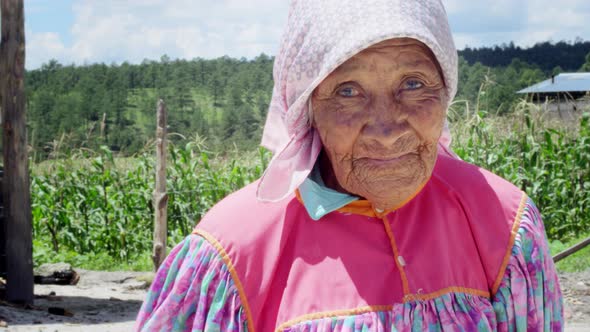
(31, 142), (269, 263)
(30, 107), (590, 264)
(451, 104), (589, 240)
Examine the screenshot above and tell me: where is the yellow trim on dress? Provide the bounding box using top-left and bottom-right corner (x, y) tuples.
(381, 215), (411, 296)
(275, 305), (394, 332)
(403, 286), (490, 302)
(294, 179), (428, 219)
(192, 228), (256, 332)
(491, 193), (528, 296)
(275, 286), (491, 331)
(195, 187), (523, 330)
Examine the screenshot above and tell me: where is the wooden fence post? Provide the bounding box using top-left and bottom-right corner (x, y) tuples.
(0, 168), (5, 279)
(553, 237), (590, 263)
(0, 0), (34, 304)
(152, 100), (168, 271)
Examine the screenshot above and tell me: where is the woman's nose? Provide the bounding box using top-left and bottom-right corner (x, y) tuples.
(361, 97), (410, 145)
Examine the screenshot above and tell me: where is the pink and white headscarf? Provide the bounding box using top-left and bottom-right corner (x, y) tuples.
(258, 0), (458, 202)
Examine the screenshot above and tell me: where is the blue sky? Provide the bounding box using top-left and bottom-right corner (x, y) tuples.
(24, 0), (590, 69)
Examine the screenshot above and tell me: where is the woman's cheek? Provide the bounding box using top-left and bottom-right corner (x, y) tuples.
(316, 104), (366, 137)
(319, 124), (359, 158)
(405, 101), (445, 139)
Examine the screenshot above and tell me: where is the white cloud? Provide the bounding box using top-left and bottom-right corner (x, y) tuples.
(519, 0), (590, 45)
(27, 31), (68, 68)
(25, 0), (590, 69)
(452, 33), (480, 50)
(443, 0), (590, 49)
(26, 0), (288, 69)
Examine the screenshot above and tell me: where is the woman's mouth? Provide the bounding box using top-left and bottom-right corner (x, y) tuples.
(360, 153), (414, 167)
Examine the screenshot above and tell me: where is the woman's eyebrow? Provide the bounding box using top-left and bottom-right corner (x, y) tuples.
(396, 57), (439, 72)
(332, 61), (364, 74)
(335, 58), (439, 74)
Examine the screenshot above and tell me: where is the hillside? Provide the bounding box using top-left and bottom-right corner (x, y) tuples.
(459, 40), (590, 72)
(22, 40), (590, 160)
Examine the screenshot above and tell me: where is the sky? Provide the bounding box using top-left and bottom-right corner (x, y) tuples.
(22, 0), (590, 70)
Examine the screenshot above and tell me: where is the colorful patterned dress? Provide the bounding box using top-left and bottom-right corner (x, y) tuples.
(135, 154), (563, 331)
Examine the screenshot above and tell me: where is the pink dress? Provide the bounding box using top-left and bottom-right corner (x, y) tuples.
(136, 154), (563, 331)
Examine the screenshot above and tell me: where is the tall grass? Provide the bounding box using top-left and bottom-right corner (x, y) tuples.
(450, 101), (589, 240)
(31, 139), (269, 265)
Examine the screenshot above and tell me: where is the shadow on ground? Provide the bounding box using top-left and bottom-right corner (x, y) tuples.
(0, 295), (142, 326)
(0, 270), (151, 331)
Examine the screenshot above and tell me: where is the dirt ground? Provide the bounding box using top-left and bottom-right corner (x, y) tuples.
(561, 271), (590, 330)
(0, 269), (149, 332)
(0, 270), (588, 331)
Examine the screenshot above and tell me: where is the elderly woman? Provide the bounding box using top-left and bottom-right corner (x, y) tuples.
(136, 1), (563, 331)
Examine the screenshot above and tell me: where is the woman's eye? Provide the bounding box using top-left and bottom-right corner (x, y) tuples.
(337, 86), (359, 97)
(404, 79), (424, 90)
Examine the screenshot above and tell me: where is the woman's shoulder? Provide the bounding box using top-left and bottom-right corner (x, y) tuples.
(191, 180), (307, 320)
(195, 179), (303, 239)
(433, 153), (526, 223)
(434, 153), (524, 199)
(433, 153), (527, 229)
(430, 154), (535, 294)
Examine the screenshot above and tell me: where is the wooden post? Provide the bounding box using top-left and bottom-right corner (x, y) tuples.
(0, 0), (34, 304)
(100, 112), (107, 139)
(0, 168), (5, 278)
(553, 237), (590, 263)
(557, 93), (562, 119)
(152, 100), (168, 271)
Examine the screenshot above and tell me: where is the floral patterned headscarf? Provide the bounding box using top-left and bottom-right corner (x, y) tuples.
(258, 0), (458, 202)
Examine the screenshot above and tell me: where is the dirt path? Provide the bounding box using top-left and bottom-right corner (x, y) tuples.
(0, 270), (588, 331)
(562, 271), (590, 329)
(0, 270), (150, 332)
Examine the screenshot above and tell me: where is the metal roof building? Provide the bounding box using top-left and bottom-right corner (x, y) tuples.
(517, 73), (590, 94)
(516, 73), (590, 118)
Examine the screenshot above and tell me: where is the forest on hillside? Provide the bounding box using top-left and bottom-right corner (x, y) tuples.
(23, 40), (590, 160)
(460, 39), (590, 71)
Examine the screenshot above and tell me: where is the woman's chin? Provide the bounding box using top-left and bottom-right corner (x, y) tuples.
(357, 175), (428, 209)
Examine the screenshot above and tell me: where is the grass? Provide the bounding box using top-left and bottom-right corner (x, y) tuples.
(126, 87), (223, 128)
(550, 235), (590, 273)
(450, 105), (589, 241)
(30, 141), (270, 271)
(33, 239), (154, 272)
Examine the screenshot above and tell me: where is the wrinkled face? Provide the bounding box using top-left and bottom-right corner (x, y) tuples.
(311, 38), (446, 210)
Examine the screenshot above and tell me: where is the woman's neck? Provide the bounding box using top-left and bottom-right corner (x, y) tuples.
(318, 151), (351, 195)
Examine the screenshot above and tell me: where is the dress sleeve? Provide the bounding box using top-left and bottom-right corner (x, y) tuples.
(135, 234), (249, 331)
(492, 199), (564, 331)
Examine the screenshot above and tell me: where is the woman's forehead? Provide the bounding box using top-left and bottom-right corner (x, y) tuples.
(352, 38), (435, 63)
(334, 38), (442, 76)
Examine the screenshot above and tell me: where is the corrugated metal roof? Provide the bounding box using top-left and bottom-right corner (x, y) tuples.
(517, 72), (590, 94)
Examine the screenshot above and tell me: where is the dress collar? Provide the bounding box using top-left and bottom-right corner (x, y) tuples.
(297, 164), (358, 220)
(297, 163), (429, 220)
